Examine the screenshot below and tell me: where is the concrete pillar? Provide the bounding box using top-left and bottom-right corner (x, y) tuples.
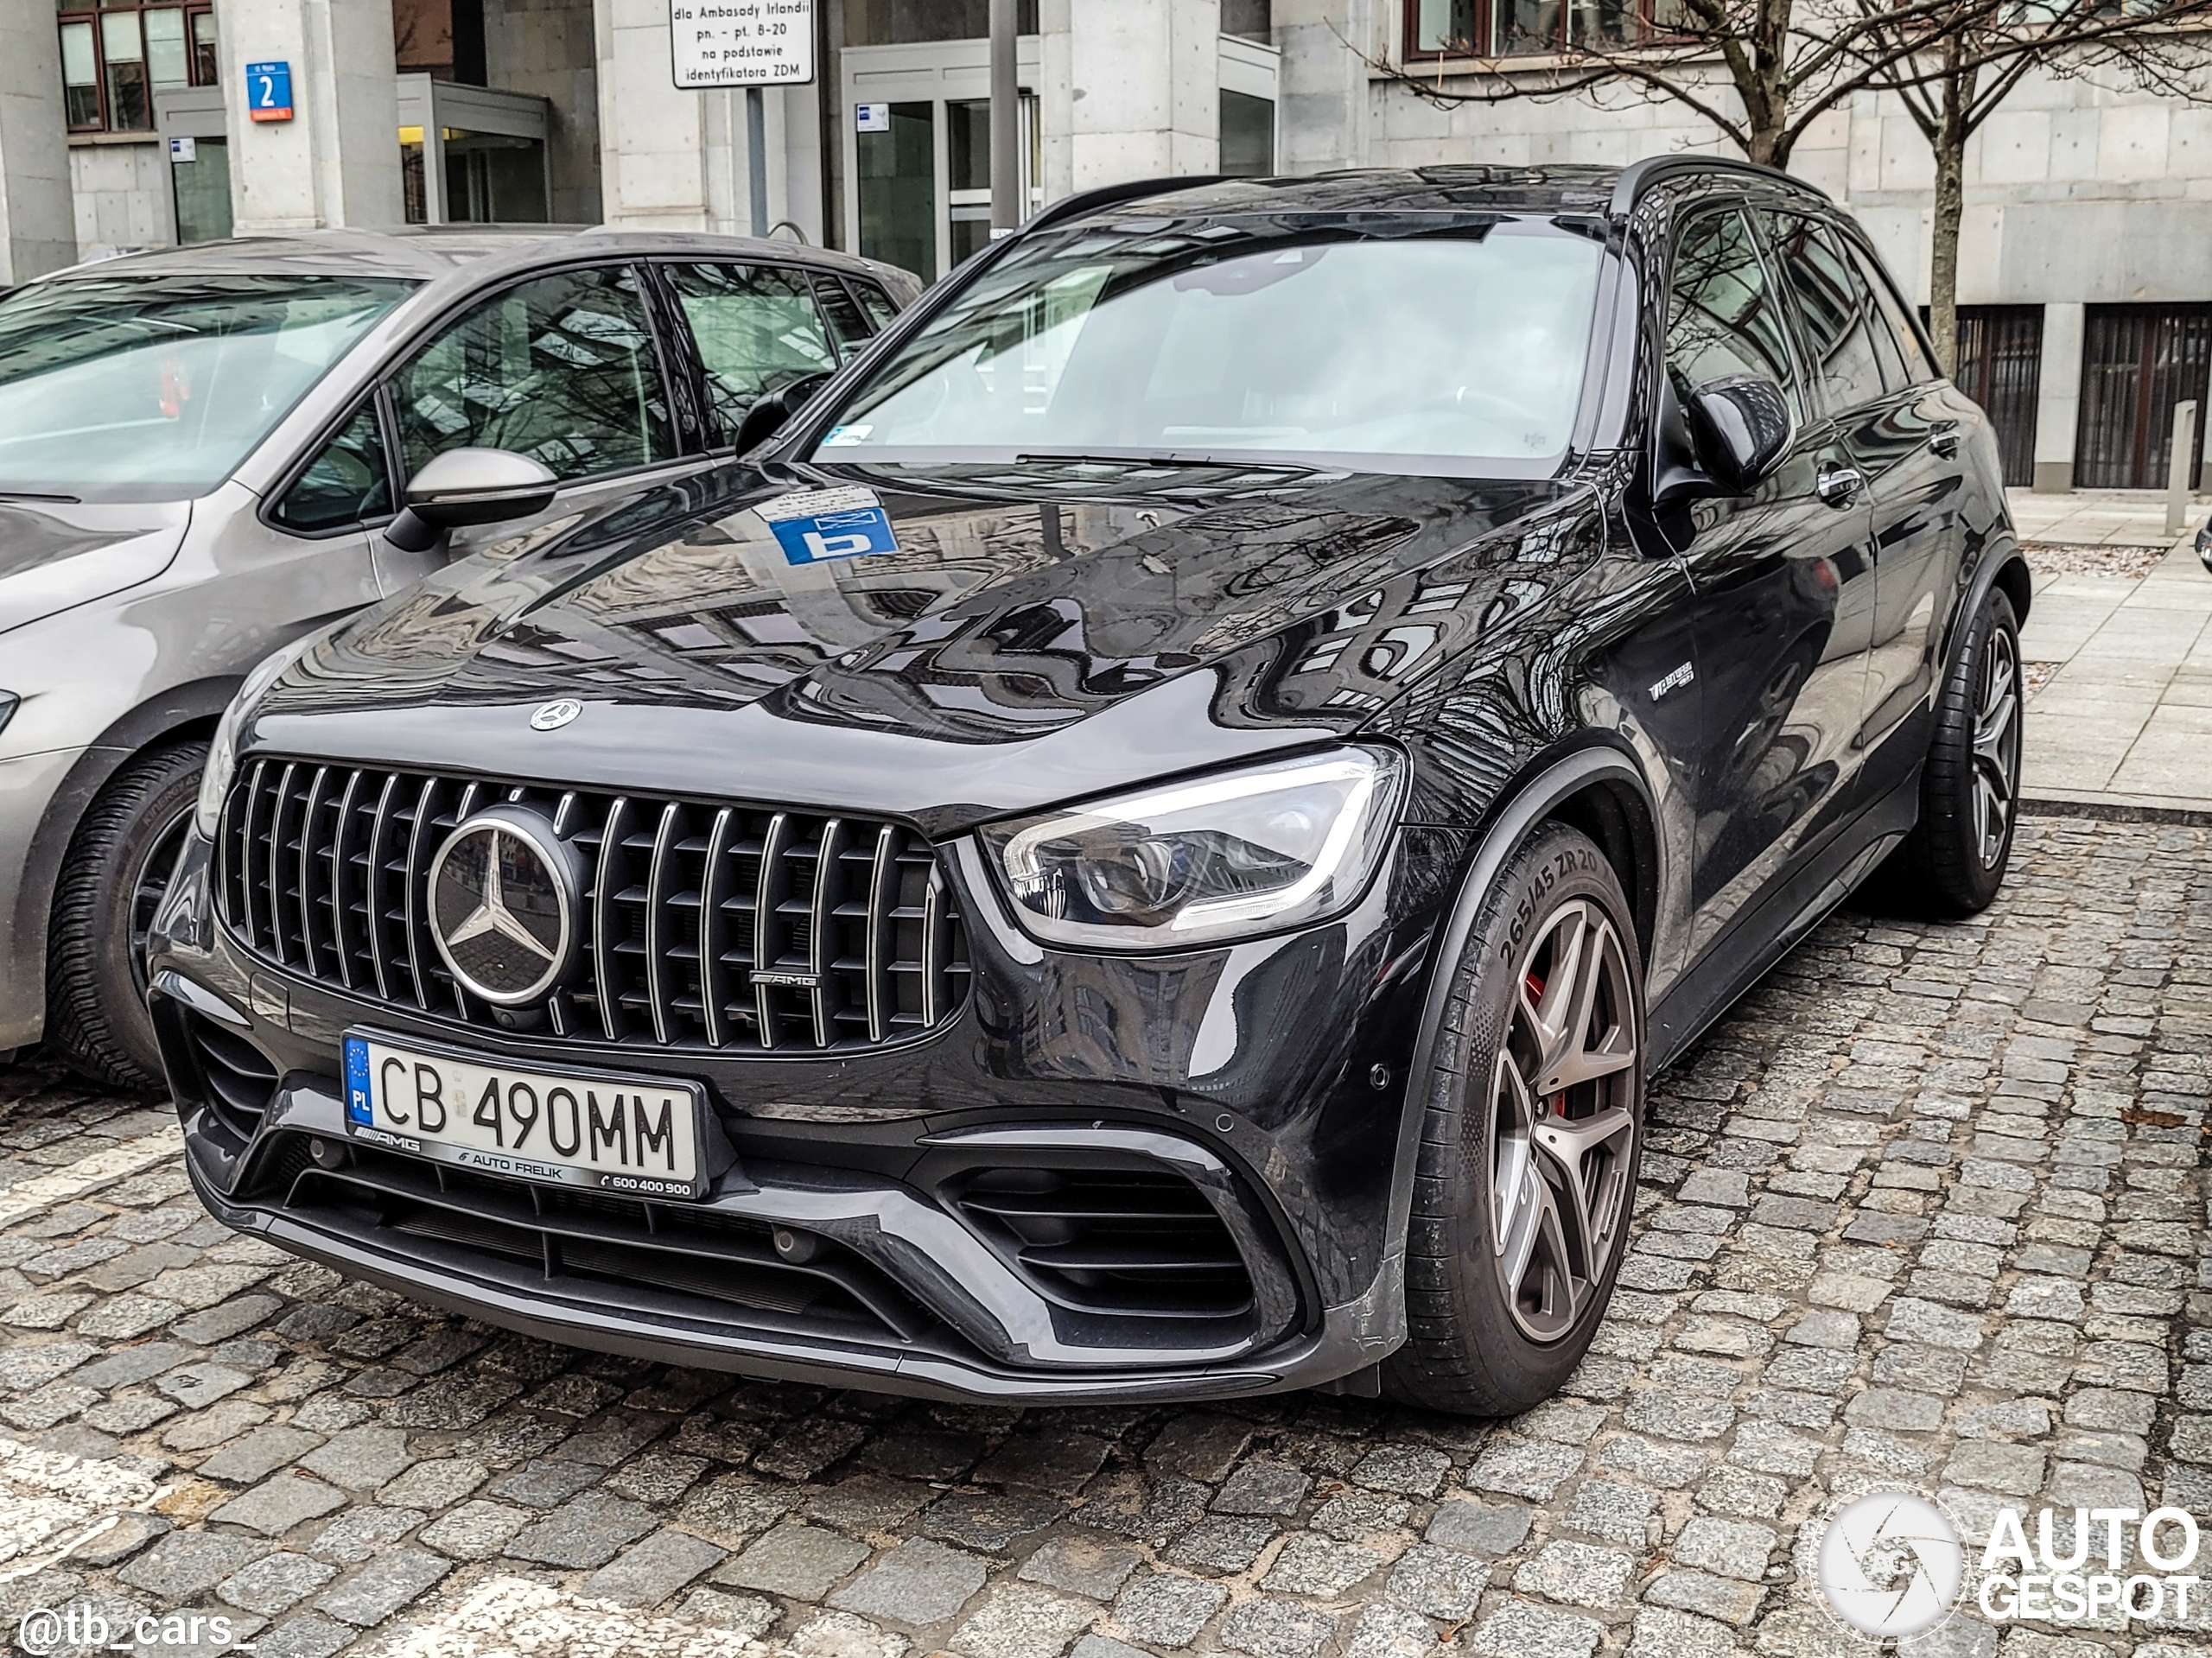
(214, 0), (404, 231)
(1067, 0), (1219, 190)
(1274, 0), (1371, 175)
(2033, 301), (2084, 494)
(0, 10), (76, 281)
(595, 0), (810, 237)
(1039, 0), (1075, 203)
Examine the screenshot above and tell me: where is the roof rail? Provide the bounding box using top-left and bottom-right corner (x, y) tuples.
(1020, 175), (1225, 238)
(1607, 155), (1827, 217)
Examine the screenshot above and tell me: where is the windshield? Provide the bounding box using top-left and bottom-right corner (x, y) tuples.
(815, 217), (1605, 478)
(0, 274), (416, 502)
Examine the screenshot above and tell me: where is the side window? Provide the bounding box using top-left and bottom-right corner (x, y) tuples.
(810, 275), (873, 358)
(1763, 213), (1888, 412)
(390, 264), (675, 484)
(1843, 238), (1935, 386)
(850, 281), (899, 333)
(666, 263), (838, 443)
(1665, 206), (1802, 415)
(270, 406), (392, 534)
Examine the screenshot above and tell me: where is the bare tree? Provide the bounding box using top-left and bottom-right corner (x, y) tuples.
(1849, 5), (2212, 370)
(1354, 0), (2212, 373)
(1344, 0), (2013, 168)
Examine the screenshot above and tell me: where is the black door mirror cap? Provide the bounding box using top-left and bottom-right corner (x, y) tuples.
(735, 372), (836, 455)
(1686, 375), (1794, 495)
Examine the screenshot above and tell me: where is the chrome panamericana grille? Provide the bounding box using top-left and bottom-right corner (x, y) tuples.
(216, 759), (970, 1052)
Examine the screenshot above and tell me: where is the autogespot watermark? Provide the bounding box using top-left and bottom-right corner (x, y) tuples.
(1815, 1491), (2211, 1639)
(1977, 1503), (2206, 1624)
(1819, 1491), (1968, 1636)
(12, 1607), (252, 1655)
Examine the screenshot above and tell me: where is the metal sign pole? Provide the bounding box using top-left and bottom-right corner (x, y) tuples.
(747, 85), (769, 238)
(670, 0), (812, 240)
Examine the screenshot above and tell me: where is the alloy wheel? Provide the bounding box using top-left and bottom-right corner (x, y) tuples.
(1971, 625), (2021, 869)
(127, 806), (194, 1001)
(1488, 898), (1640, 1342)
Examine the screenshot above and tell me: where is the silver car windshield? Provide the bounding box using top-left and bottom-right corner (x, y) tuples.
(814, 217), (1605, 478)
(0, 274), (416, 503)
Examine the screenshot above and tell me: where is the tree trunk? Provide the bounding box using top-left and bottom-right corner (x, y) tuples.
(1929, 131), (1965, 378)
(1926, 61), (1973, 379)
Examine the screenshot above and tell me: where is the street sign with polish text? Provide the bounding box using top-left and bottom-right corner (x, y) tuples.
(670, 0), (814, 89)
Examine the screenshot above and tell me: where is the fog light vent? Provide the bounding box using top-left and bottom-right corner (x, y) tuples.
(181, 1012), (279, 1140)
(953, 1166), (1254, 1322)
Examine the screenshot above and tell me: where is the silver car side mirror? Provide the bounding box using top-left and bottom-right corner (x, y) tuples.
(386, 448), (560, 553)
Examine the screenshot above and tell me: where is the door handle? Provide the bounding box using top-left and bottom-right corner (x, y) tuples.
(1815, 465), (1864, 506)
(1929, 430), (1961, 458)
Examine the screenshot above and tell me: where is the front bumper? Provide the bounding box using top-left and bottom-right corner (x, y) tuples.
(148, 817), (1471, 1403)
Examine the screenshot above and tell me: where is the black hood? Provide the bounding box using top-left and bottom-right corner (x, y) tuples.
(254, 460), (1581, 835)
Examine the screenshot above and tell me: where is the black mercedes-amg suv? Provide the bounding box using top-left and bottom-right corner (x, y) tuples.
(148, 161), (2028, 1413)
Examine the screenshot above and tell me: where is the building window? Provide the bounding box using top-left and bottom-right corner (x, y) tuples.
(844, 0), (1038, 46)
(1404, 0), (1675, 56)
(1409, 0), (1483, 53)
(1221, 89), (1275, 177)
(1223, 0), (1273, 41)
(57, 0), (217, 134)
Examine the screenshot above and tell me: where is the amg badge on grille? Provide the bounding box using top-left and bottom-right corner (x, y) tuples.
(427, 806), (582, 1004)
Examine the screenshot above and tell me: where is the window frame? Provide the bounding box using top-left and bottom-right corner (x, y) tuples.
(1662, 197), (1811, 423)
(646, 257), (895, 456)
(1756, 207), (1891, 420)
(59, 0), (218, 136)
(1402, 0), (1677, 61)
(661, 259), (846, 452)
(380, 257), (693, 491)
(1831, 225), (1940, 388)
(258, 389), (406, 543)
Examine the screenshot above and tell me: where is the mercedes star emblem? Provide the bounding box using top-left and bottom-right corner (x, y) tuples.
(426, 806), (581, 1004)
(531, 699), (583, 731)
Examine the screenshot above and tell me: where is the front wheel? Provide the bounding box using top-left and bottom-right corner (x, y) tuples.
(1383, 821), (1646, 1416)
(1888, 588), (2022, 918)
(46, 742), (206, 1089)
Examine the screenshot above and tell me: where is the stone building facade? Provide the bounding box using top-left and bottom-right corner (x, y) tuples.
(5, 0), (2209, 492)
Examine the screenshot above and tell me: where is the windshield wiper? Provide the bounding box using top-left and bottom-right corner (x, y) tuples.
(1014, 450), (1308, 473)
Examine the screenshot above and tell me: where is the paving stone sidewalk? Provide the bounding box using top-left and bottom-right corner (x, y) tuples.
(0, 815), (2205, 1658)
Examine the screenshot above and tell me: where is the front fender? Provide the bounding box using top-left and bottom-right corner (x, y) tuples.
(1365, 742), (1664, 1376)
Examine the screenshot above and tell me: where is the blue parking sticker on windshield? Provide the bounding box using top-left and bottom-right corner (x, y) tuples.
(343, 1035), (372, 1126)
(758, 486), (899, 565)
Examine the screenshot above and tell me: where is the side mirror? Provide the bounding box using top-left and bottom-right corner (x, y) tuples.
(734, 372), (834, 454)
(1684, 375), (1792, 495)
(385, 448), (559, 553)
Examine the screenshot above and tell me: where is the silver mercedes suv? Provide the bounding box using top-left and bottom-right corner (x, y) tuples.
(0, 226), (918, 1086)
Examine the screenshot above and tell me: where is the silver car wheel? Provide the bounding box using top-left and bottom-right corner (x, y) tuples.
(1489, 898), (1640, 1343)
(1971, 625), (2021, 870)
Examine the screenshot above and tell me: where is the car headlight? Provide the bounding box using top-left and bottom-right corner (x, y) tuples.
(193, 634), (320, 839)
(980, 746), (1406, 950)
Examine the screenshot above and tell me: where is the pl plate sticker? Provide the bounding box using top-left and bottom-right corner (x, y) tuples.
(344, 1035), (373, 1126)
(757, 486), (899, 565)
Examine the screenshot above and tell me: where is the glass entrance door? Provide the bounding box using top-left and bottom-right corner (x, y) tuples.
(856, 94), (1034, 283)
(946, 98), (993, 270)
(858, 101), (938, 282)
(843, 38), (1043, 285)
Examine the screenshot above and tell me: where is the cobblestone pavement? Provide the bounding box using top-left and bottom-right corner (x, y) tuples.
(1, 815), (2207, 1658)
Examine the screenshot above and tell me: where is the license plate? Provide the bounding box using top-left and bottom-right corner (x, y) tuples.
(341, 1032), (709, 1199)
